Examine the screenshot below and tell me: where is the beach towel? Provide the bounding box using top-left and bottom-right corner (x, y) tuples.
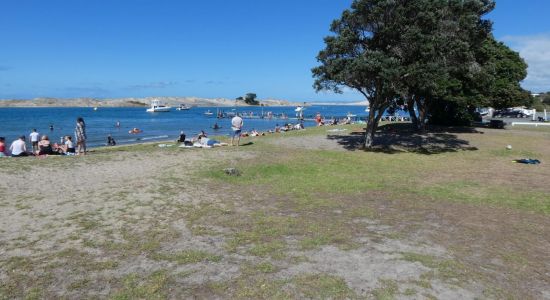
(513, 159), (541, 164)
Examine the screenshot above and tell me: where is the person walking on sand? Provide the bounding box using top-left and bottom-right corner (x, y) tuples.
(75, 117), (87, 155)
(29, 129), (40, 153)
(231, 114), (243, 146)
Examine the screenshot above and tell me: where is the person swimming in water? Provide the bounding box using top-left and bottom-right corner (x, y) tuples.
(129, 128), (142, 134)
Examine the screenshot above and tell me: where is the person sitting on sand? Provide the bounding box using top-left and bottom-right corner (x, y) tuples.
(177, 131), (186, 143)
(129, 128), (142, 134)
(57, 136), (76, 155)
(10, 136), (28, 157)
(37, 135), (54, 155)
(293, 123), (304, 130)
(107, 134), (116, 146)
(275, 124), (281, 133)
(0, 137), (7, 157)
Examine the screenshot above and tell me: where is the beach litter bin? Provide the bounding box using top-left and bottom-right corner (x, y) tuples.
(489, 119), (505, 129)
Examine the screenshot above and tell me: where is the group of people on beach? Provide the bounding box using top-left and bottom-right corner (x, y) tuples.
(314, 112), (353, 126)
(1, 112), (323, 157)
(0, 117), (87, 158)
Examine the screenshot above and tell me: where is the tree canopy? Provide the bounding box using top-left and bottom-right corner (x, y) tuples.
(313, 0), (530, 147)
(236, 93), (260, 105)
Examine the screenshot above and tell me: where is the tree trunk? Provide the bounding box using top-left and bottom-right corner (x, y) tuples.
(364, 106), (378, 149)
(416, 98), (428, 132)
(407, 97), (418, 130)
(364, 106), (384, 149)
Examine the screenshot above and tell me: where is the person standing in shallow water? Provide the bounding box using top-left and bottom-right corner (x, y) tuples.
(29, 129), (40, 153)
(75, 117), (87, 155)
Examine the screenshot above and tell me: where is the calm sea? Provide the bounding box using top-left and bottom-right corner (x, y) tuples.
(0, 105), (402, 147)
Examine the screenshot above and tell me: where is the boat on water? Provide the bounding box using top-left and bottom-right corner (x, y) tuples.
(176, 104), (191, 111)
(93, 107), (98, 111)
(295, 106), (305, 112)
(204, 110), (214, 116)
(146, 99), (171, 112)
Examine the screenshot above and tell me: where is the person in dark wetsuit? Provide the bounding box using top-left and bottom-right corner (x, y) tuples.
(177, 131), (186, 143)
(107, 134), (116, 146)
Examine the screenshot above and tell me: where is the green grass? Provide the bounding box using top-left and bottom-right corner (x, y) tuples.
(417, 180), (550, 214)
(111, 270), (169, 300)
(401, 252), (468, 283)
(206, 137), (550, 215)
(293, 273), (356, 299)
(372, 279), (399, 300)
(152, 249), (222, 264)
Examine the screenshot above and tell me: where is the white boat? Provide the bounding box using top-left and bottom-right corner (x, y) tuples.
(176, 104), (191, 111)
(93, 107), (98, 111)
(346, 112), (357, 118)
(146, 99), (171, 112)
(295, 106), (305, 112)
(204, 110), (214, 116)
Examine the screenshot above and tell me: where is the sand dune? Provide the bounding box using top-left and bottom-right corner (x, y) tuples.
(0, 96), (305, 107)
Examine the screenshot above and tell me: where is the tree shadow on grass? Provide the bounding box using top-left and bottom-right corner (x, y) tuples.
(327, 124), (480, 154)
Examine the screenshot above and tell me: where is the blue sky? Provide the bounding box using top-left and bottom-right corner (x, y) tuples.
(1, 0), (549, 101)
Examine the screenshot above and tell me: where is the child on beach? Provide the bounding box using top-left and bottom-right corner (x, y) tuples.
(56, 136), (76, 155)
(29, 129), (40, 153)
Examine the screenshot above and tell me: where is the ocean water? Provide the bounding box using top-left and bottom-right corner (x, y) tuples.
(0, 105), (404, 148)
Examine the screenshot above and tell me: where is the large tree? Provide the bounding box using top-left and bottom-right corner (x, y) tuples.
(480, 37), (531, 109)
(398, 0), (495, 130)
(312, 0), (406, 148)
(313, 0), (496, 147)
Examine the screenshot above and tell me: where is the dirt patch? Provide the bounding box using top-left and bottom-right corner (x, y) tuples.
(1, 127), (549, 299)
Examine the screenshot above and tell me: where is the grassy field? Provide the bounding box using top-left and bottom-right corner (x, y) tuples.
(0, 124), (549, 299)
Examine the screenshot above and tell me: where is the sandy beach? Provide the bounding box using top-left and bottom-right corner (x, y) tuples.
(1, 125), (549, 299)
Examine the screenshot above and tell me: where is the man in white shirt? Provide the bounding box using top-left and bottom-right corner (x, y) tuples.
(29, 129), (40, 153)
(10, 136), (28, 157)
(231, 115), (244, 146)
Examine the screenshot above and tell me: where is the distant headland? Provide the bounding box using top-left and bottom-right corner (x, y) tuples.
(0, 97), (312, 108)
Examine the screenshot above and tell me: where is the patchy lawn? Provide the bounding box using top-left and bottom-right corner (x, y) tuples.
(1, 124), (548, 299)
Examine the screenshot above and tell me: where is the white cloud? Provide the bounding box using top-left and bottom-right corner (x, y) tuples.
(502, 34), (550, 92)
